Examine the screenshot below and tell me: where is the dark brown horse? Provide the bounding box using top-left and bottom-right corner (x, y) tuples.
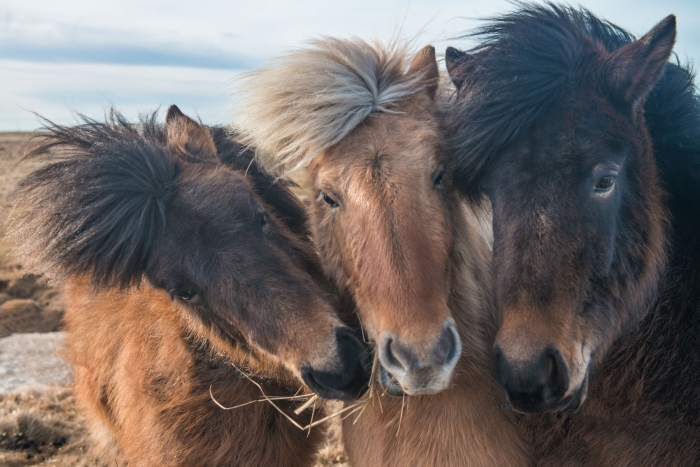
(6, 106), (371, 466)
(446, 4), (700, 465)
(232, 39), (530, 466)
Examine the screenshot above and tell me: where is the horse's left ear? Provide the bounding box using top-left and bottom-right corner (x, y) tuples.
(165, 104), (218, 162)
(445, 47), (471, 90)
(608, 15), (676, 109)
(409, 45), (439, 100)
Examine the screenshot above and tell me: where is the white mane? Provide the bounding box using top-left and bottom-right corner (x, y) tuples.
(229, 37), (426, 176)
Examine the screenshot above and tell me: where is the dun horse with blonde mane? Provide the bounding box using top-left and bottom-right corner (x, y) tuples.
(232, 38), (530, 466)
(7, 107), (371, 466)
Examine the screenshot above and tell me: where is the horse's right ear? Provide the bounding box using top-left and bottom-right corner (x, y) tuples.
(408, 45), (439, 100)
(607, 15), (676, 110)
(445, 47), (471, 89)
(165, 104), (218, 163)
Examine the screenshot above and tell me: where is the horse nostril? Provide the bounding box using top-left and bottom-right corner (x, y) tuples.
(542, 347), (568, 403)
(383, 338), (407, 372)
(437, 323), (461, 368)
(492, 344), (570, 412)
(336, 326), (365, 354)
(299, 327), (371, 401)
(336, 327), (372, 375)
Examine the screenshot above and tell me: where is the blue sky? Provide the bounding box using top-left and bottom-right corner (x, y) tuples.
(1, 0), (698, 131)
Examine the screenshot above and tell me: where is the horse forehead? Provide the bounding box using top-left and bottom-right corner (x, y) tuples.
(504, 112), (610, 175)
(337, 127), (439, 178)
(176, 168), (258, 222)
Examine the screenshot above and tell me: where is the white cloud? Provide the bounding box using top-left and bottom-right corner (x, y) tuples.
(0, 0), (698, 130)
(0, 60), (237, 130)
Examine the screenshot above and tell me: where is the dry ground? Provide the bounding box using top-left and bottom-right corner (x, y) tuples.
(0, 132), (348, 466)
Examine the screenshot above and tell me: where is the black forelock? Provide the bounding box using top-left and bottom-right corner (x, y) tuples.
(9, 110), (176, 288)
(211, 127), (312, 240)
(447, 2), (636, 197)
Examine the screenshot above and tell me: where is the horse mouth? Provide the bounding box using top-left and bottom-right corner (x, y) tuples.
(377, 364), (406, 397)
(509, 372), (590, 414)
(560, 373), (589, 413)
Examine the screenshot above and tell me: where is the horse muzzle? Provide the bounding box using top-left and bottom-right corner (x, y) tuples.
(376, 318), (461, 396)
(493, 344), (590, 413)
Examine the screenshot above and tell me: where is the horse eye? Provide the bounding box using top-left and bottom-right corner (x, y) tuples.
(171, 289), (197, 301)
(318, 191), (339, 208)
(595, 176), (615, 192)
(258, 211), (268, 227)
(433, 171), (445, 187)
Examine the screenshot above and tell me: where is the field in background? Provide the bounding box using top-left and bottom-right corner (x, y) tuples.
(0, 133), (347, 466)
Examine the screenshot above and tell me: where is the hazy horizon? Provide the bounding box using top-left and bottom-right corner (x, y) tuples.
(2, 0), (698, 131)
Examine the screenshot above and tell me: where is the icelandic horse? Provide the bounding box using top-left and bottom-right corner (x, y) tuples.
(231, 38), (530, 466)
(446, 4), (700, 466)
(6, 106), (371, 466)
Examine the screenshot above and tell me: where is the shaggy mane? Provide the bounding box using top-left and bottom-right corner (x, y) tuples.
(6, 111), (176, 288)
(448, 3), (640, 196)
(230, 37), (427, 176)
(449, 1), (700, 213)
(5, 111), (312, 288)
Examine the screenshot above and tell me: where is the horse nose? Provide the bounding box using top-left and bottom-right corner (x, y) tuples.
(378, 318), (461, 395)
(492, 345), (568, 412)
(301, 327), (371, 401)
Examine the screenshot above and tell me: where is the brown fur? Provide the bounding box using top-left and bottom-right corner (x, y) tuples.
(342, 202), (530, 466)
(63, 279), (324, 467)
(446, 5), (700, 465)
(231, 39), (530, 465)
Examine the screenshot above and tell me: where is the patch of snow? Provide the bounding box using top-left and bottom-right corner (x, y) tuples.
(0, 332), (71, 393)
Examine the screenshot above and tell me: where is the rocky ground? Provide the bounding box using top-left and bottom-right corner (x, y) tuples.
(0, 132), (347, 466)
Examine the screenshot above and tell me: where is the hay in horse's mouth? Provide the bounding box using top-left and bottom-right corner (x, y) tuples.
(209, 363), (370, 434)
(208, 349), (404, 435)
(378, 364), (406, 397)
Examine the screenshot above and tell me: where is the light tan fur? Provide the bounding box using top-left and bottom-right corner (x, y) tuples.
(342, 201), (531, 466)
(231, 38), (425, 175)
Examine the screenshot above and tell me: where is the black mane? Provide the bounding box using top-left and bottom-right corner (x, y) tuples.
(8, 110), (310, 289)
(448, 2), (700, 210)
(645, 61), (700, 230)
(9, 112), (176, 288)
(212, 128), (311, 240)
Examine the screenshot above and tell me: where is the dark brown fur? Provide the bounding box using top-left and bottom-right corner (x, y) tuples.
(446, 4), (700, 465)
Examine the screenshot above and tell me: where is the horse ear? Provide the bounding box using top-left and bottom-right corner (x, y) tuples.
(608, 15), (676, 109)
(408, 45), (439, 100)
(165, 104), (217, 162)
(445, 47), (471, 89)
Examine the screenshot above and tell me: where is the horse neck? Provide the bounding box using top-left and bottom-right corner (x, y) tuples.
(590, 71), (700, 416)
(643, 63), (700, 253)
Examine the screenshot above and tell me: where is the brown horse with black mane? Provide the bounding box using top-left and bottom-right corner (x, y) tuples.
(6, 106), (371, 466)
(446, 3), (700, 465)
(232, 38), (530, 466)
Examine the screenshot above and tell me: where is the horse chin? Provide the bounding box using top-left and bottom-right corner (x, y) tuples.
(510, 372), (590, 414)
(377, 364), (406, 397)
